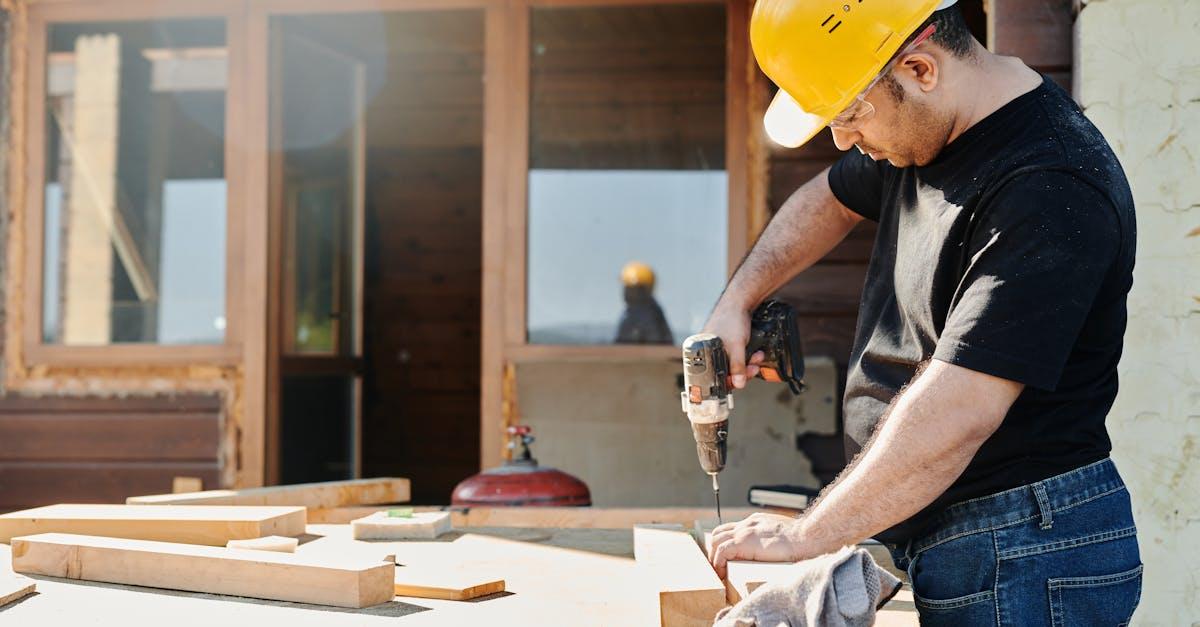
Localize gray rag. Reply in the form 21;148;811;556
713;546;902;627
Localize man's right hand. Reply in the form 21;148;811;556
702;302;765;389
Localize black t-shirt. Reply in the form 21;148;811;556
827;76;1137;542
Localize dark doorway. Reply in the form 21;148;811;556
271;10;484;502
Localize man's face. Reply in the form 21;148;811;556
830;70;953;168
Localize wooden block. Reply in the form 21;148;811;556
172;476;203;493
634;525;726;627
11;533;395;609
351;511;451;540
127;477;411;508
0;575;36;608
393;567;505;601
0;504;305;546
226;535;299;553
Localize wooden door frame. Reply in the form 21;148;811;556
245;0;503;486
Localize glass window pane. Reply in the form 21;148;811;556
526;4;727;346
42;19;227;345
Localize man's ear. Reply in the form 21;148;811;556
898;52;939;93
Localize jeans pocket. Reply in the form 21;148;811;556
910;531;998;626
1048;563;1143;627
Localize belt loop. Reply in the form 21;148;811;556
1032;482;1054;530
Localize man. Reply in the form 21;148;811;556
615;261;674;344
705;1;1142;624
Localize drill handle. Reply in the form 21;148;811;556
746;300;806;395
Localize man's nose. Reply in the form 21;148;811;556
831;127;860;151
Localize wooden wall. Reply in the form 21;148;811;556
0;395;222;512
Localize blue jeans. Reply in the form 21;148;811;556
888;458;1142;626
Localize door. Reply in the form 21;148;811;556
268;9;485;500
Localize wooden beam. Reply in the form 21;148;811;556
0;504;305;546
11;533;395;609
0;575;36;608
126;477;410;508
634;524;726;627
309;506;765;527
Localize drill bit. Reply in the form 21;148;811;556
712;473;722;524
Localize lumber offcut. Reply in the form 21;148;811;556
393;568;505;601
634;525;726;627
0;504;305;546
352;511;452;540
127;477;410;508
0;575;36;608
11;533;395;608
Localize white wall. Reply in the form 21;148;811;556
1076;1;1200;624
517;357;839;508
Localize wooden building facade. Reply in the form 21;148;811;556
0;0;1074;509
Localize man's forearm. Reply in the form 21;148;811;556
792;360;1022;556
719;168;862;311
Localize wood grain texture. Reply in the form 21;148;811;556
0;395;223;512
10;533;394;609
0;575;36;608
0;504;306;545
634;525;726;627
393;568;504;601
126;477;410;508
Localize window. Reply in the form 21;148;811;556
40;19;227;346
525;4;728;346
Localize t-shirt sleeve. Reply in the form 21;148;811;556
827;150;887;221
933;170;1123;391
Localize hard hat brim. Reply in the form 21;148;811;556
764;89;830;149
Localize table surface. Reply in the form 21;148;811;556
0;524;918;626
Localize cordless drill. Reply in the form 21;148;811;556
680;300;805;520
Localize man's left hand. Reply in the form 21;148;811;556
707;513;819;579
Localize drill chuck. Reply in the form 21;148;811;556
690;419;729;475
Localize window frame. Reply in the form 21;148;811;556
21;0;247;367
500;0;755;364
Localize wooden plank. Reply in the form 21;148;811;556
126;477;410;508
0;575;36;608
0;414;219;461
0;462;221;513
0;504;305;546
310;506;769;527
10;533;394;609
393;568;505;601
989;0;1074;70
634;524;726;627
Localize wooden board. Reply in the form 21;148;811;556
10;533;395;609
126;477;410;508
0;575;36;608
634;525;726;627
352;512;452;540
393;568;505;601
310;506;765;527
0;504;305;546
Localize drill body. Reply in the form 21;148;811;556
681;300;806;489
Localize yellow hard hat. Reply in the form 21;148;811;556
751;0;955;148
620;261;656;288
